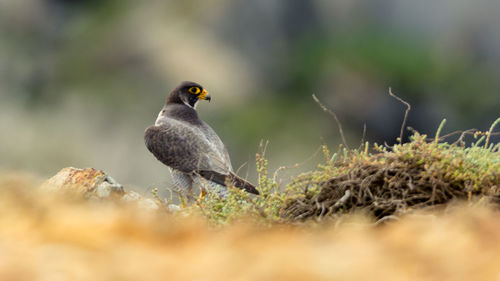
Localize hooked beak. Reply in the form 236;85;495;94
198;89;211;102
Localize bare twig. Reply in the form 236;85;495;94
447;130;500;146
235;162;248;175
388;88;411;144
440;129;476;142
312;94;349;149
456;130;477;146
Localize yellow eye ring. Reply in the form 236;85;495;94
188;87;201;95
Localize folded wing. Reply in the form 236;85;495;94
145;120;259;195
145;121;230;175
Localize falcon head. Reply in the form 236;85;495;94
167;81;211;108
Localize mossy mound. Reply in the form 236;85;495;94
282;132;500;221
180;119;500;225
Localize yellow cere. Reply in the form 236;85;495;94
198;89;209;100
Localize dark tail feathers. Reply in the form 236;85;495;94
198;170;259;195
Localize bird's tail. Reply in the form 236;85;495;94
198;170;259;195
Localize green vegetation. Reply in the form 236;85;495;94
180;118;500;225
192;149;288;226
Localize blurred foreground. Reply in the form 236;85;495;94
1;172;499;281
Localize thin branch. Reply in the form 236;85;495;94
388;88;411;144
439;129;476;142
312;94;349;149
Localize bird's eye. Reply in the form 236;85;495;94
188;87;201;95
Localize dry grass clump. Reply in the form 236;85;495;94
283;120;500;221
1;173;500;281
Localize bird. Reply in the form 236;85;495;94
144;81;259;200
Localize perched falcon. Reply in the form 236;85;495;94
145;81;259;199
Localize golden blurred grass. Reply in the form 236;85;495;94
1;172;500;281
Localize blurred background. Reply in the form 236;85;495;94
1;0;499;193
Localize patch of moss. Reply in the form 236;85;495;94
283;119;500;221
177;119;499;225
